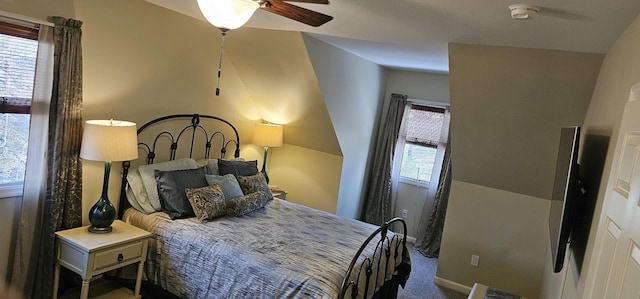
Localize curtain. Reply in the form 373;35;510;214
415;137;452;258
8;23;54;299
10;17;83;299
362;93;408;225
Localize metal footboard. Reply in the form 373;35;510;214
339;218;408;299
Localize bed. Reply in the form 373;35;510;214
116;114;410;299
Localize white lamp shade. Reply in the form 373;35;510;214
80;120;139;162
197;0;260;30
253;123;283;147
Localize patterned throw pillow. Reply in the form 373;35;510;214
236;173;273;197
226;191;272;217
185;184;227;222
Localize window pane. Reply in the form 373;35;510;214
406;107;444;147
0;113;29;184
0;33;38;99
0;31;37;186
399;144;437;181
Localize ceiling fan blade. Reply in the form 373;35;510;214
262;0;333;27
284;0;329;4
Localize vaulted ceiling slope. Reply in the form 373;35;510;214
224;27;341;156
146;0;640;73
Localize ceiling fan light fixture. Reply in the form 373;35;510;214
197;0;260;30
508;4;538;20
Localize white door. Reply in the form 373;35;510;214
588;84;640;299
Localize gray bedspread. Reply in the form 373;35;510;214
123;198;409;299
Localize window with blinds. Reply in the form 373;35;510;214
0;20;38;188
399;104;446;182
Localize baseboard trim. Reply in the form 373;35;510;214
405;236;416;243
433;276;472;295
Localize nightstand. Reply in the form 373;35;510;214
53;220;151;299
270;187;288;200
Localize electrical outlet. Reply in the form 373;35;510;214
401;209;408;218
471;254;480;267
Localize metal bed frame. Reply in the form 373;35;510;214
117;114;409;299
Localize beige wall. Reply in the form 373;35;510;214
441;43;603;298
0;0;74;22
448;43;603;200
541;14;640;299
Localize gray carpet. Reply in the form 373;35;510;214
397;243;468;299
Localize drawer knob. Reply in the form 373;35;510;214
117;253;124;262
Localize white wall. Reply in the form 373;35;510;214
303;34;388;219
540;13;640;299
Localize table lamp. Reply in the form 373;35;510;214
80;119;138;233
253;123;283;184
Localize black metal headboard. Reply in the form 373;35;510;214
118;114;241;218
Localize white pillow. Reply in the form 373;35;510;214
126;168;155;214
138;158;198;211
125;183;146;213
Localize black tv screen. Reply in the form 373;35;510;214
549;126;581;273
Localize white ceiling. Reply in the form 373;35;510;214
146;0;640;73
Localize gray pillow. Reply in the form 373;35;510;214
205;174;244;200
139;158;198;211
155;167;208;219
218;159;258;177
226;191;272;217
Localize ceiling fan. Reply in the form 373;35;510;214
197;0;333;31
198;0;333;96
259;0;333;27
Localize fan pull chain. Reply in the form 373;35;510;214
216;31;226;96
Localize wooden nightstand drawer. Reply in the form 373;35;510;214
93;240;144;271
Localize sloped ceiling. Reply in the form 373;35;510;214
224;27;341;156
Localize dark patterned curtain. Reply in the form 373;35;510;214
33;16;84;299
415;140;452;257
362;93;408;225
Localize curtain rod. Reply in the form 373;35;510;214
0;10;54;27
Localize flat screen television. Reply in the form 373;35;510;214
549;126;582;273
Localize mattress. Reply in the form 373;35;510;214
123;198;410;299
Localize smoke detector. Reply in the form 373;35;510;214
509;4;538;20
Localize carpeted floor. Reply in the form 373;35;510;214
397;243;468;299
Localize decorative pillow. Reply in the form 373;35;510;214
237;173;273;198
226;191;272;217
126;168;155;214
155;167;208;219
139;158;198;211
205;174;244;200
218;159;258;177
185;184;226;222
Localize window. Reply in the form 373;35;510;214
0;20;39;196
398;104;446;182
